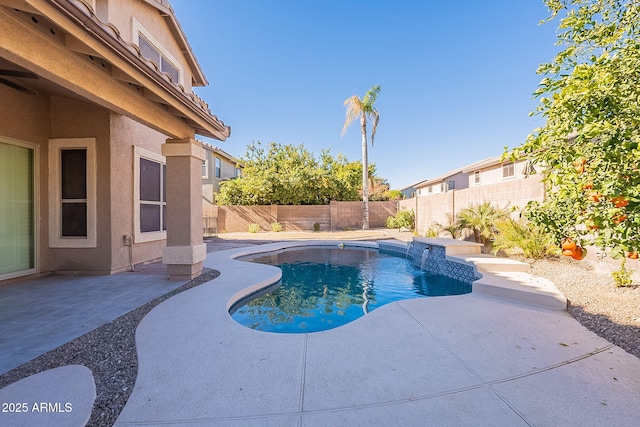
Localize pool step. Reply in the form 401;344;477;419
458;254;531;273
472;271;568;310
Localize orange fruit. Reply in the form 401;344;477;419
561;238;577;251
613;214;628;225
562;248;575;256
571;246;587;260
588;191;602;203
612;197;629;208
628;252;639;260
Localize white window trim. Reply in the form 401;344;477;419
133;146;166;244
202;159;209;179
502;162;516;180
474;170;481;185
0;136;39;280
48;138;97;248
132;18;184;86
214;157;221;179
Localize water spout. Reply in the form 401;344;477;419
405;241;414;259
420;246;431;271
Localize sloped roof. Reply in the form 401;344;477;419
201;142;242;166
411;156;500;189
144;0;207;86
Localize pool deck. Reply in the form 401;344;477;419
2;237;640;426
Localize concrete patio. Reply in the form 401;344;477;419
1;234;639;426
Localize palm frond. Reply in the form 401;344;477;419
362;85;381;107
370;110;379;146
341;95;362;136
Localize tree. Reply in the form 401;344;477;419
513;0;640;260
216;142;388;205
341;85;381;230
457;202;509;248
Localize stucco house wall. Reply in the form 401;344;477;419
467;159;532;187
201;144;241;218
0;0;229;282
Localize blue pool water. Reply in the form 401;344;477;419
230;247;471;333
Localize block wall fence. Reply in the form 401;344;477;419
205;201;397;233
399;175;545;236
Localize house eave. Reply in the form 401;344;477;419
28;0;229;140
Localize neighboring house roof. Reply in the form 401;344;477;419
412;156;498;189
460;155;505;173
201;142;242;167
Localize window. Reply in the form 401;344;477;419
428;186;433;193
133;20;183;85
60;149;87;237
474;171;481;185
202;159;209;179
0;138;36;279
215;157;221;178
139;158;166;233
138;34;180;83
440;182;446;192
448;180;456;190
134;147;166;243
235;167;242;178
502;162;515;179
48;138;96;248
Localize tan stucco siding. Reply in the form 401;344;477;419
107;0;193;90
0;7;196;139
48;96;113;273
0;85;51;273
109;113;167;269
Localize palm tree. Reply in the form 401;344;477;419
341;85;381;230
458;202;510;250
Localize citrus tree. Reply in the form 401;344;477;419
216;142;390;206
514;0;640;260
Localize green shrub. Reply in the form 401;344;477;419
612;259;634;287
493;218;558;259
424;226;439;237
248;223;260;233
386;208;415;230
270;222;282;232
313;222;320;232
385;215;397;229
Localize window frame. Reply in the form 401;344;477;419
502;162;516;179
48;138;97;248
202;159;209;179
133;19;184;86
214;157;221;179
474;171;481;185
0;136;39;280
133;146;167;243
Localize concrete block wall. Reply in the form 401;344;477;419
210;201;397;233
399;175;544;236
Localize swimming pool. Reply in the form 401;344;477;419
230;246;471;333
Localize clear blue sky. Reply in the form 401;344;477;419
170;0;559;189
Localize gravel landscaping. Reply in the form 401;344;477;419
527;256;640;359
0;252;638;426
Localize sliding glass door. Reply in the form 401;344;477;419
0;140;35;278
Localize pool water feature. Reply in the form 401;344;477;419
230;247;471;333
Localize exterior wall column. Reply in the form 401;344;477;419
161;138;206;280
